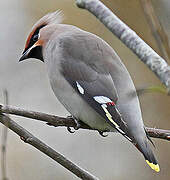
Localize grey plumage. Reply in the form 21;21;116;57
19;11;160;172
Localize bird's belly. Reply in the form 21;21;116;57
50;77;114;132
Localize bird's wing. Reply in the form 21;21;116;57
60;43;130;139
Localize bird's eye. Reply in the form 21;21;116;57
32;34;39;42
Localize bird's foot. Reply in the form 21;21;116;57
98;130;108;137
67;126;76;133
67;115;81;133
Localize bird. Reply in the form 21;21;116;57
19;11;160;172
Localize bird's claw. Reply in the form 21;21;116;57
98;130;108;137
67;126;75;133
67;115;81;133
74;119;81;130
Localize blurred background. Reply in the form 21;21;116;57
0;0;170;179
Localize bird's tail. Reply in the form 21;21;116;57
135;137;160;172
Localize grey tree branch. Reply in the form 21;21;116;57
0;114;99;180
75;0;170;90
1;90;9;180
1;104;170;141
140;0;170;62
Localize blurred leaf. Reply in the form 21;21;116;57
137;85;168;96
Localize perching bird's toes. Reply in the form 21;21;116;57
98;130;108;137
74;119;81;130
67;115;81;130
67;115;81;133
67;126;75;133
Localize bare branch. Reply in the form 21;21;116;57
0;104;170;141
0;114;99;180
146;127;170;141
75;0;170;90
0;105;91;130
1;90;9;180
140;0;170;62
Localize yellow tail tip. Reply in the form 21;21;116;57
146;160;160;172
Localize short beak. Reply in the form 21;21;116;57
19;48;31;62
19;40;44;62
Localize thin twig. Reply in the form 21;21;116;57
0;104;91;130
0;104;170;141
136;85;167;95
0;114;99;180
1;90;9;180
140;0;170;62
75;0;170;90
146;127;170;141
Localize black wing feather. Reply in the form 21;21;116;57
60;36;130;139
65;76;129;137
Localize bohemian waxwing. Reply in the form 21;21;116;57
19;11;160;172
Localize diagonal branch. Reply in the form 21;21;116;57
1;90;9;180
75;0;170;90
0;114;99;180
0;104;170;141
140;0;170;62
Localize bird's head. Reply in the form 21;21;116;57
19;10;63;62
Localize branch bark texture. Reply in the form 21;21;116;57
1;105;170;141
76;0;170;90
0;114;99;180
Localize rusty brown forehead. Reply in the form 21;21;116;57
24;24;47;51
25;29;35;50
